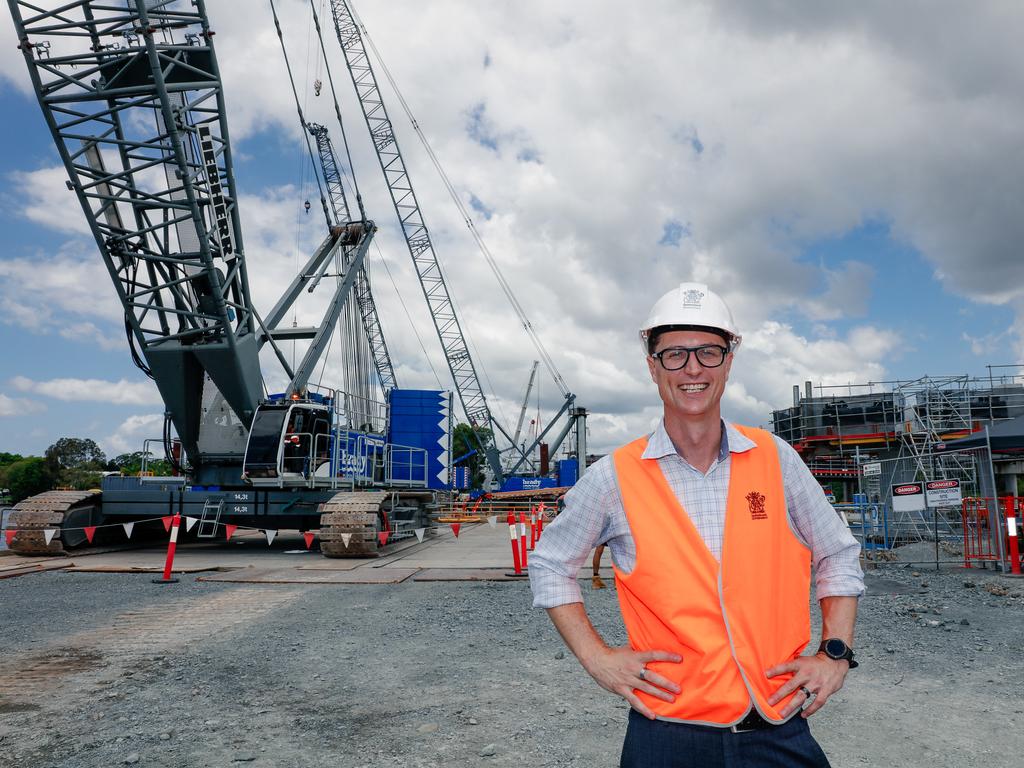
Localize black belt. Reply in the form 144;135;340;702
728;709;775;733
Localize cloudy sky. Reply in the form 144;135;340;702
0;0;1021;462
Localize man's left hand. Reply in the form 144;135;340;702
765;654;849;718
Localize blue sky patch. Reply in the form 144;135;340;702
659;220;691;247
465;102;499;151
469;193;493;220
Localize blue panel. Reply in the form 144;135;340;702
500;476;558;492
389;404;447;416
557;459;579;487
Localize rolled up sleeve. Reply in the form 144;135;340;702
775;436;865;599
529;455;618;608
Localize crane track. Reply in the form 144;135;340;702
318;490;390;557
6;491;103;556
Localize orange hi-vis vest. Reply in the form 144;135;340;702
612;424;811;726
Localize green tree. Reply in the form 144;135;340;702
45;437;106;471
3;458;55;504
110;451;172;476
452;423;492;489
0;452;24;467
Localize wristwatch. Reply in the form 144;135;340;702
817;638;859;669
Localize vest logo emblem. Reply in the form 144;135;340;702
746;491;767;520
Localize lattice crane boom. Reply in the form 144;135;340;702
9;0;263;462
327;0;504;480
308;122;397;392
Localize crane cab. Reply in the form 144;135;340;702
242;401;333;485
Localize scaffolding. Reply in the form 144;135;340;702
771;367;1024;544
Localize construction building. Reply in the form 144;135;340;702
771;368;1024;506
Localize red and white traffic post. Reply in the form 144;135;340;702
507;512;523;576
518;511;529;569
153;513;181;584
1004;497;1022;576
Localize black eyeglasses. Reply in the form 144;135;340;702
651;344;729;370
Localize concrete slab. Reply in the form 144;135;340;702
412;568;524;582
295;560;371;571
377;522;518;569
65;564;227;574
0;562;69;580
197;567;418;584
0;556;69;573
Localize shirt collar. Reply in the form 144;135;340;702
641;418;756;461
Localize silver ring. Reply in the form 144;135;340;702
800;686;814;698
638;668;647;682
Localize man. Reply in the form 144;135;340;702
529;283;863;767
591;543;607;589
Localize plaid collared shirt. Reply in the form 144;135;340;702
529;419;864;608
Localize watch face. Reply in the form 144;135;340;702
824;639;848;658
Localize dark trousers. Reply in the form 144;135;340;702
620;709;831;768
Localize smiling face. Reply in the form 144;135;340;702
646;329;733;426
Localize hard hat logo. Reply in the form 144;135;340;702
681;288;704;308
639;282;742;355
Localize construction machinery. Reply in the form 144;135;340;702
5;0;584;556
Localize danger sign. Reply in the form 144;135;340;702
891;482;925;512
925;479;962;507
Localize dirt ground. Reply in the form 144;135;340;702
1;544;1022;768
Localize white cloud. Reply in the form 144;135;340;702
102;413;165;457
10;376;162;406
0;10;30;95
2;0;1021;456
0;393;45;417
8;167;91;236
804;261;876;322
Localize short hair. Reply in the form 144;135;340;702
647;325;732;356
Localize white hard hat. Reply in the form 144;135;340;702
639;282;742;354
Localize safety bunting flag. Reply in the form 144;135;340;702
2;515;518;551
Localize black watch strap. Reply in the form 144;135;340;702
817;638;859;669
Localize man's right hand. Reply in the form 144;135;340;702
583;646;683;719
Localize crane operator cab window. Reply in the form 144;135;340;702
243;402;333;484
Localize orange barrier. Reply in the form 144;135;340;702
518;512;529;569
153;513;181;585
507;512;523;575
962;496;1024;573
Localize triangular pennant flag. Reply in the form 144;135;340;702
225;524;238;541
341;532;352;548
265;529;277;545
414;527;426;543
377;531;390;547
161;516;173;533
84;526;97;544
303;532;315;549
487;515;497;528
4;529;15;547
44;528;58;545
121;522;134;540
450;523;461;538
184;516;198;532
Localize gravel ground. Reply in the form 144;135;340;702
1;548;1022;767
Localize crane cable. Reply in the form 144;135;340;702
372;240;444;389
268;0;332;231
308;0;366;222
348;6;571;399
